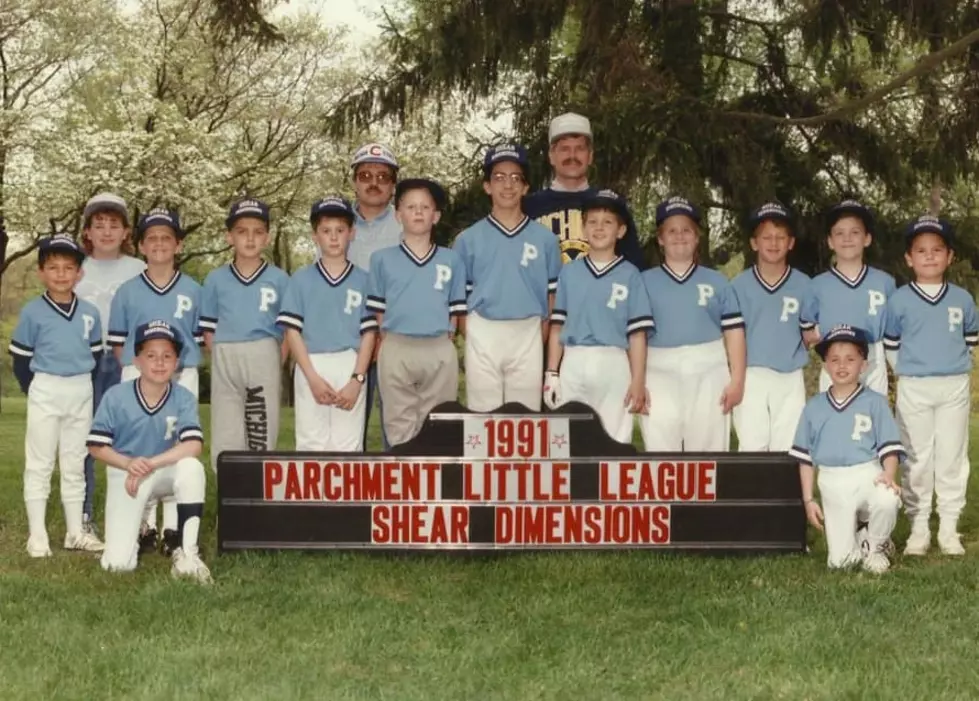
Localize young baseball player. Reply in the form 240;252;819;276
883;215;977;556
87;321;210;582
108;207;202;555
454;144;562;411
200;199;288;471
366;178;466;446
543;190;652;442
639;196;746;452
791;325;904;573
9;235;106;556
75;192;145;535
278;196;378;451
803;199;895;395
731;202;813;452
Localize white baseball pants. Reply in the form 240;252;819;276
816;461;900;569
24;373;93;544
465;312;543;412
641;340;731;452
294;349;367;452
733;367;806;452
101;457;206;572
560;346;633;443
820;341;887;396
895;374;971;529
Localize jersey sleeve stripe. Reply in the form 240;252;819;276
449;300;467;316
965;332;979;346
627;316;655;334
86;431;114;446
198;317;218;331
366;296;386;312
8;341;33;357
878;441;904;459
276;313;304;331
788;446;811;464
89;340;103;349
550;309;567;324
799;320;816;330
107;331;128;346
360;317;379;333
465;281;474;293
547;279;558;293
721;314;746;330
882;335;901;351
179;427;205;442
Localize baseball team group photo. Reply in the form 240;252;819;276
3;1;979;699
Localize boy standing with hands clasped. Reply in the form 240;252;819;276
883;215;977;555
791;325;904;574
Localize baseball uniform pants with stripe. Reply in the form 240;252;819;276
559;345;632;444
465;312;543;412
733;367;806;452
295;349;367;451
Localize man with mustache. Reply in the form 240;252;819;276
522;113;646;269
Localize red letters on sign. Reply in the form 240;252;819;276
371;506;470;545
599;462;717;502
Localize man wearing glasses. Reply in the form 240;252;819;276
522;113;646;270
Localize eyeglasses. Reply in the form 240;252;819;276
490;173;525;185
355;170;395;185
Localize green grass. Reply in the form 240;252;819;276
2;399;979;700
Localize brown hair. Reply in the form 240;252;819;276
656;218;702;264
81;210;136;256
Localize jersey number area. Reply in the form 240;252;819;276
217;403;806;553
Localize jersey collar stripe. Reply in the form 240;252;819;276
751;265;791;293
487;214;530;237
140;271;181;296
230;261;268;285
584;255;624;278
316;260;353;287
826;384;864;412
661;262;697;284
399;242;437;267
909;281;948;305
42;292;77;320
830;265;867;289
134;380;172;415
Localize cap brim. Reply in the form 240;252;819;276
40;245;84;263
395;179;447;210
582;197;629;221
135;335;183;356
352;158;399;169
84;204;130;227
225;212;269;230
137;221;184;240
814;337;868;361
750;213;793;232
484;156;529;173
829;206;874;233
311;207;354;223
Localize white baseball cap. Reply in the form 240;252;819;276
350;142;400;170
548;112;592;144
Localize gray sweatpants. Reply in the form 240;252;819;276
210;338;281;472
377;333;458;446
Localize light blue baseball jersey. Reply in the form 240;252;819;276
107;271;203;368
453;215;562;320
366;243;467;337
803;266;895;342
642;264;744;347
731;266;812;372
883;282;979;377
277;260;378;353
551;256;654;349
199;261;289;343
87;380;203;457
9;294;102;375
789;386;904;468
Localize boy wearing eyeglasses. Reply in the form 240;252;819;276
453;144;562;411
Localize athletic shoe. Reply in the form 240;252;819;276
138;525;159;555
26;537;52;558
64;531;105;552
161;529;180;557
82;514;100;539
904;528;931;556
938;529;965;556
856;524;870;557
862;550;890;574
170;548;212;584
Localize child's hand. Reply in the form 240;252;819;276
308;374;337;405
874;472;902;497
124;458;153;497
804;500;824;531
802;328;820;349
335;379;362;411
624;381;649;415
719;381;744;414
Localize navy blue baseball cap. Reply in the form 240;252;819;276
814;324;869;361
828;198;875;235
134;319;183;355
483;144;530;176
395;178;447;211
655;196;701;227
226;198;270;229
905;214;954;249
310;196;355;226
38;234;85;265
582;188;631;223
136;208;184;241
748;201;793;234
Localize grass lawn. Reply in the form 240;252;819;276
2;398;979;700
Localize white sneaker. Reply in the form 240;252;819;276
904;529;931;556
64;531;105;552
856;525;870;557
26;537;52;558
862;551;890;574
171;547;213;584
938;529;965;556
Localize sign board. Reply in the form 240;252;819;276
217;402;807;554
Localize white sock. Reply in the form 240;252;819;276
182;516;201;556
25;499;48;543
163;500;179;531
63;500;83;537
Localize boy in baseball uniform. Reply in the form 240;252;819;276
108;208;202;555
883;215;977;555
278;196;378;451
543;190;652;442
791;325;904;573
366;178;466;446
731;202;813;451
9;235;105;556
803;199;895;395
454;144;562;411
200;199;289;471
88;321;210;583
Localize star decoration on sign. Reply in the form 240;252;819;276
551;434;568;449
466;434;483;449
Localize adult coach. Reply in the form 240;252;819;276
522;113;646;269
346;142;402;450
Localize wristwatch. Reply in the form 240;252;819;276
351;373;366;384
